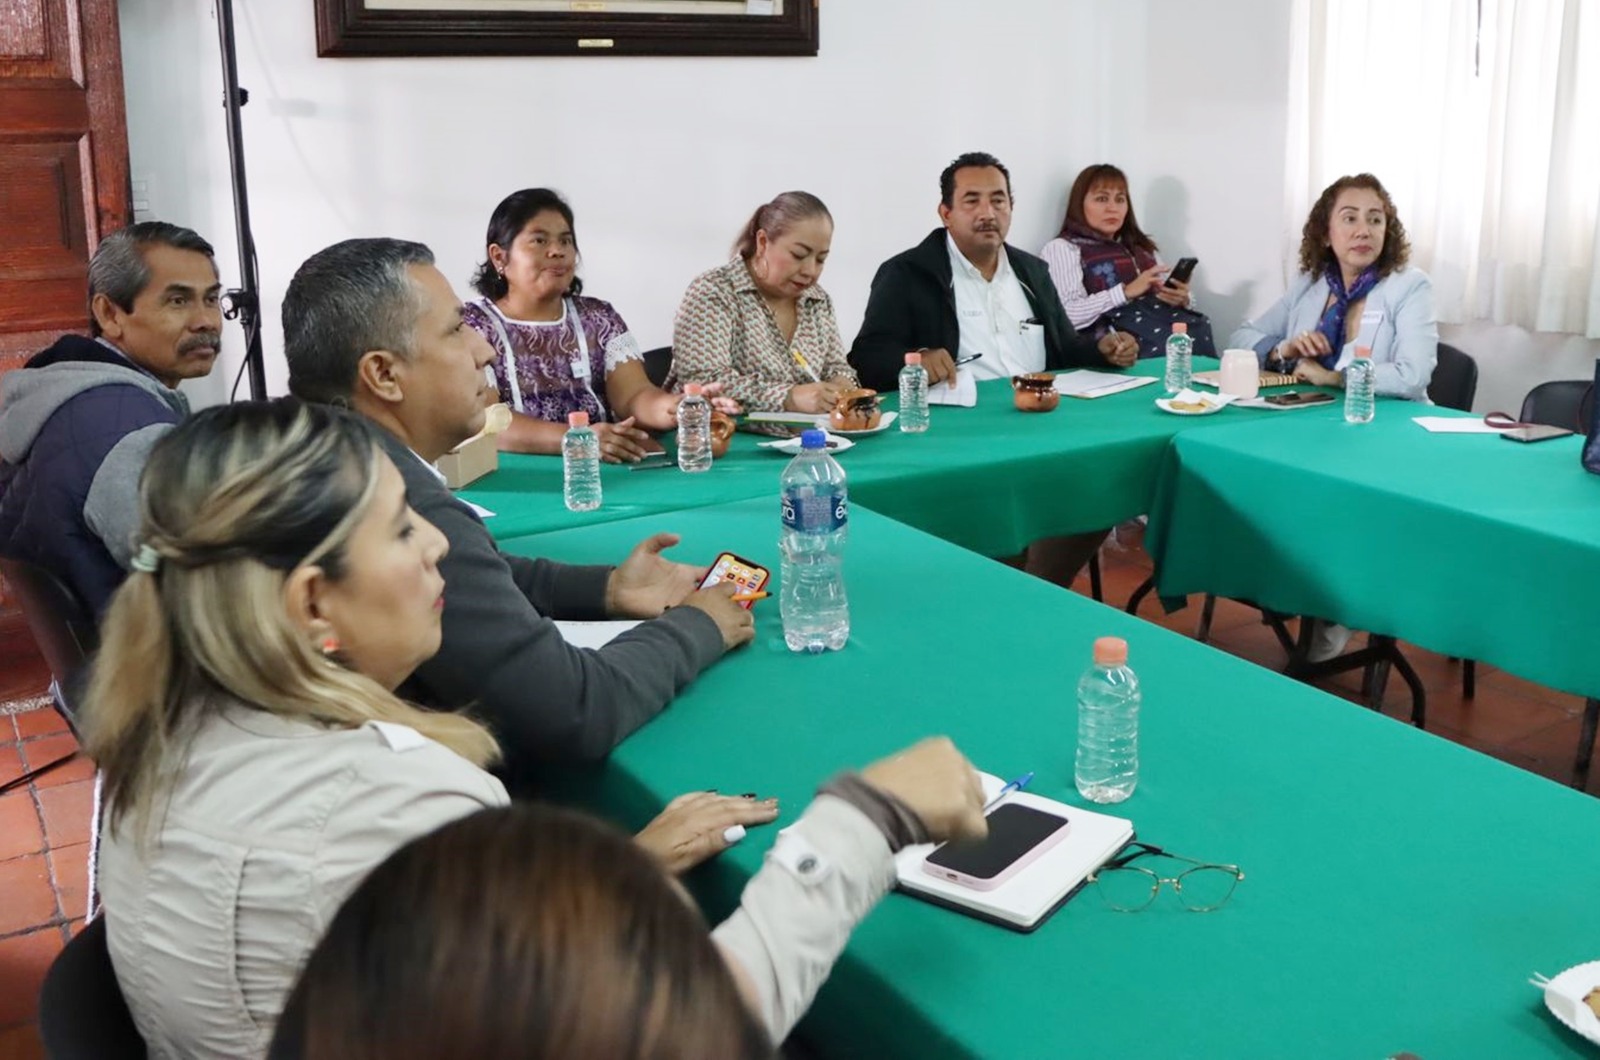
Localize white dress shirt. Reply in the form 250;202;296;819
945;234;1047;380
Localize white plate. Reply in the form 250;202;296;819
757;433;856;456
1543;961;1600;1045
829;411;898;436
1155;396;1225;416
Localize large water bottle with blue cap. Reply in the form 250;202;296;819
780;429;849;653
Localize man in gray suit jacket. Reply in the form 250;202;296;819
283;238;753;780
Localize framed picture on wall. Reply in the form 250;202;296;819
314;0;819;57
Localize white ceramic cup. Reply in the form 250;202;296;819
1219;348;1260;399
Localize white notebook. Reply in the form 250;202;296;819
894;773;1134;932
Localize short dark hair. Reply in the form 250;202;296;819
940;151;1012;208
1297;173;1411;278
470;188;583;300
270;805;772;1060
87;222;216;337
283;238;435;405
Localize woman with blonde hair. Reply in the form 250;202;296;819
89;400;985;1056
671;191;858;413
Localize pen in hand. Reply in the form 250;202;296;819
954;353;983;367
983;770;1035;813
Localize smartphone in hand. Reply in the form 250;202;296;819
698;552;771;609
1165;257;1198;287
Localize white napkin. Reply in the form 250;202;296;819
1412;416;1508;434
1165;388;1236;410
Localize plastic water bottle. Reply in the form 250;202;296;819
562;411;602;512
1075;636;1140;804
677;383;713;472
780;429;849;653
1163;322;1193;392
898;352;929;433
1344;345;1375;424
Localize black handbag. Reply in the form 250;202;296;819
1582;359;1600;474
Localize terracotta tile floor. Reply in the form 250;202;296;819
0;538;1595;1053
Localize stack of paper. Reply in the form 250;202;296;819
1053;370;1159;399
928;371;978;407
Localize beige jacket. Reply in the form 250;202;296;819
96;701;507;1060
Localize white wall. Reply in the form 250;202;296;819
119;0;1594;413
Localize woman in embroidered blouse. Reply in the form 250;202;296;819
466;188;736;463
1040;163;1213;359
671;191;858;414
1230;172;1436;401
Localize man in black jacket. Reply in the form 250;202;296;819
849;152;1138;586
283;238;756;782
849;151;1136;392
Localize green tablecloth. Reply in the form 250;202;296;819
467;359;1338;555
1146;405;1600;700
505;497;1600;1058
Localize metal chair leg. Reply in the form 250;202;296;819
1575;698;1600;790
1088;554;1104;603
1124;574;1158;615
1463;659;1476;699
1195;594;1218;643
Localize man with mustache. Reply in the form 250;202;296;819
0;222;222;615
849;152;1138;587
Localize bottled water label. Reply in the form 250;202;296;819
781;489;847;533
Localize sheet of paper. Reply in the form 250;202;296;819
463;500;496;519
1411;416;1508;434
554;619;643;650
1053;370;1160;398
928;370;978;407
745;410;826;427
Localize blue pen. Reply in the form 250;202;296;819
983;771;1035;812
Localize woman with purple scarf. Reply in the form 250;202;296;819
1040;163;1216;360
1231;173;1437;402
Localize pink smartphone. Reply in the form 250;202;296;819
922;803;1071;891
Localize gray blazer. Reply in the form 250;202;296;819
97;701;508;1059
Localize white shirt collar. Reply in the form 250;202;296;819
946;232;1012;284
411;447;448;484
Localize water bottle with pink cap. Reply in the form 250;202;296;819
1075;636;1141;803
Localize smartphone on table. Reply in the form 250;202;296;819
922;803;1072;891
697;552;771;610
1165;257;1198;287
1263;390;1336;407
1502;424;1574;443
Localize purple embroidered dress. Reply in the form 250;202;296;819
463;295;643;424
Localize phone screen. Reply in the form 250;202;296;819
698;552;770;608
924;804;1070;881
1264;391;1335;406
1503;424;1574;443
1166;257;1198;286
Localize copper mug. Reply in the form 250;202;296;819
1011;373;1060;412
829;389;883;431
709;411;736;458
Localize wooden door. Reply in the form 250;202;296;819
0;0;130;373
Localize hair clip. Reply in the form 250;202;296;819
131;543;162;574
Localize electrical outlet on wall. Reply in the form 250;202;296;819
131;177;153;222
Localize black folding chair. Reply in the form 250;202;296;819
38;918;146;1059
0;557;97;794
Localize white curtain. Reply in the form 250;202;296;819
1287;0;1600;337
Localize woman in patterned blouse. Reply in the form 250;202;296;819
466;188;736;463
671;192;858;413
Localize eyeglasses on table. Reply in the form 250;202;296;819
1088;842;1244;912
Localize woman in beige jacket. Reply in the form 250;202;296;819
86;399;984;1058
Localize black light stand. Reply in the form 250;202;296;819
216;0;268;400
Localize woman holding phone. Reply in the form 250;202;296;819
87;400;984;1057
1040;163;1215;359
